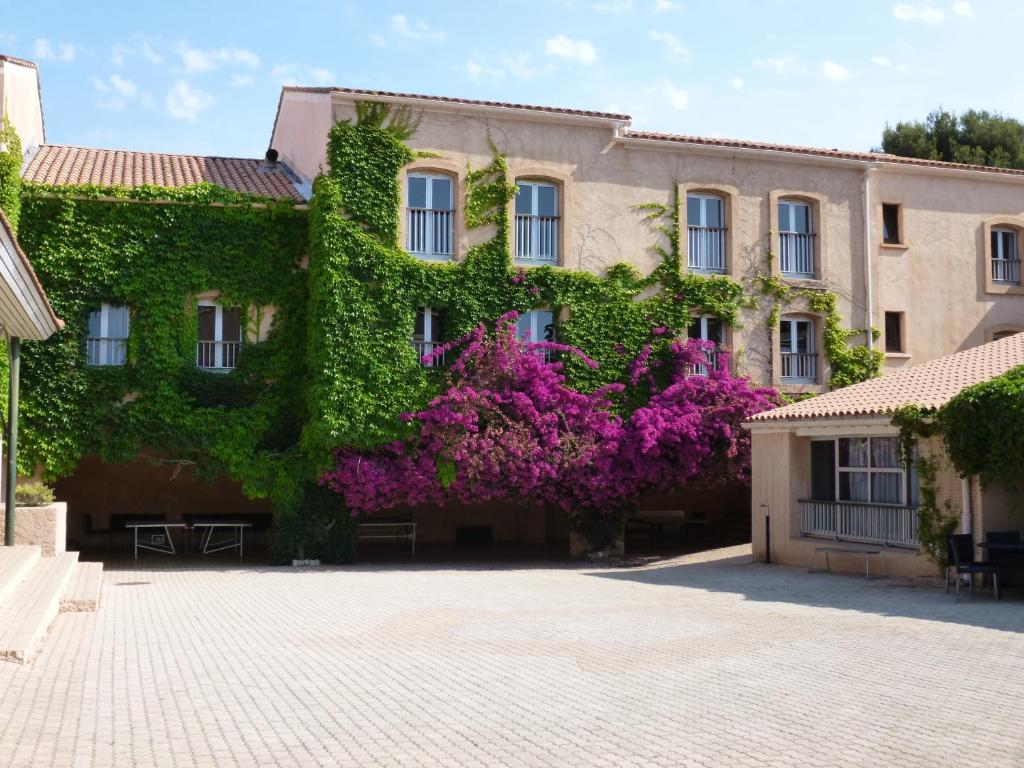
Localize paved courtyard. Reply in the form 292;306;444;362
1;544;1023;767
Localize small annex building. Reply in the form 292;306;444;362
745;332;1024;577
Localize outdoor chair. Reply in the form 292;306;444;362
946;534;1000;602
83;514;113;550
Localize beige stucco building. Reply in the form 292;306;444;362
272;86;1024;398
747;334;1024;578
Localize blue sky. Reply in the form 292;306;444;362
0;1;1014;158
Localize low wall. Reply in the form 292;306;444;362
0;501;67;556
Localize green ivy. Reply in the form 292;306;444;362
0;116;22;232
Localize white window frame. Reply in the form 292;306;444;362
85;303;130;366
412;306;443;367
196;301;242;371
778;199;815;277
514;181;560;264
813;436;910;507
686;194;726;273
779;316;816;383
991;227;1020;284
406;172;454;260
688;314;723;344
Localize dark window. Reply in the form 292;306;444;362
810;441;836;501
882;204;901;245
884;312;903;353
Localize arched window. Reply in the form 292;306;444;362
516;308;556;362
779;315;816;383
406;172;454;260
778;199;815;277
991;227;1020;285
197;301;242;370
86;303;129;366
686;194;726;273
687;314;724;373
514;181;559;265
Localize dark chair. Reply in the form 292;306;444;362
83;514;112;550
946;534;1000;601
986;530;1023;586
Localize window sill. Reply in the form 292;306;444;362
884;351;911;359
880;242;909;251
514;259;560;268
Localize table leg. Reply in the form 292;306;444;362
134;527;138;560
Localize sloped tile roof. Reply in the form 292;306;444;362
22;145;304;201
282;85;631;121
751;333;1024;422
624;130;1024;177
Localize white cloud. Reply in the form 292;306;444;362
653;0;681;11
870;54;909;71
892;4;946;23
755;53;801;75
175;43;260;73
544;35;598;64
165;79;213;122
648;30;689;60
952;1;974;18
821;60;851;82
271;63;336;86
593;0;633;12
730;76;744;89
390;14;447;42
309;68;334;85
369;34;387;48
111;40;162;67
93;74;141;110
33;38;76;62
464;53;541;82
228;74;255;87
653;78;688;111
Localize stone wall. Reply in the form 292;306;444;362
0;501;67;556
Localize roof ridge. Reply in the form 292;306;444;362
35;144;267;164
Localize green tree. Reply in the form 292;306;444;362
880;108;1024;169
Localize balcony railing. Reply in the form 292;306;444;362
407;208;453;259
687;347;725;376
85;337;127;366
992;257;1021;285
799;499;920;549
514;214;559;264
779;232;815;276
196;340;240;370
412;340;445;368
781;352;816;382
687;226;726;273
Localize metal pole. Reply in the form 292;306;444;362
4;336;19;546
760;503;771;564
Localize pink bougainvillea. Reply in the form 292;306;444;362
321;314;779;528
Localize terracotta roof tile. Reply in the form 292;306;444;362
623;130;1024;177
22;145;304;201
751;333;1024;422
283;85;631;121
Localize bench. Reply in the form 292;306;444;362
357;520;416;554
809;546;888;580
627;510;707;542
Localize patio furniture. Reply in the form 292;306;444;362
946;534;1000;601
808;546;887;579
979;532;1024;588
83;514;112;550
192;521;251;558
125;521;188;560
357;519;416;554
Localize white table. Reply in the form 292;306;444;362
194;522;251;557
357;522;416;554
125;522;187;559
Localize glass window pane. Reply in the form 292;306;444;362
870;437;899;468
537;310;555;342
430;177;452;210
908;454;921;507
687;195;702;226
429;309;442;342
515;183;533;215
222;307;242;341
992;230;1001;259
197;305;216;342
882;204;900;244
536;184;557;217
706;317;723;345
839;471;869;502
779;320;792;351
1006;231;1019;261
793;203;810;233
687;317;701;340
87;309;102;337
704;198;722;228
408;175;427;208
778;202;791;232
414;306;425;340
516;312;532;340
839;437;869;468
107;305;129;339
795;320;811;353
871;472;901;504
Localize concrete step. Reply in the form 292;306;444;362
61;561;103;612
0;545;42;605
0;551;78;663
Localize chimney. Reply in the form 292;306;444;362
0;55;44;150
